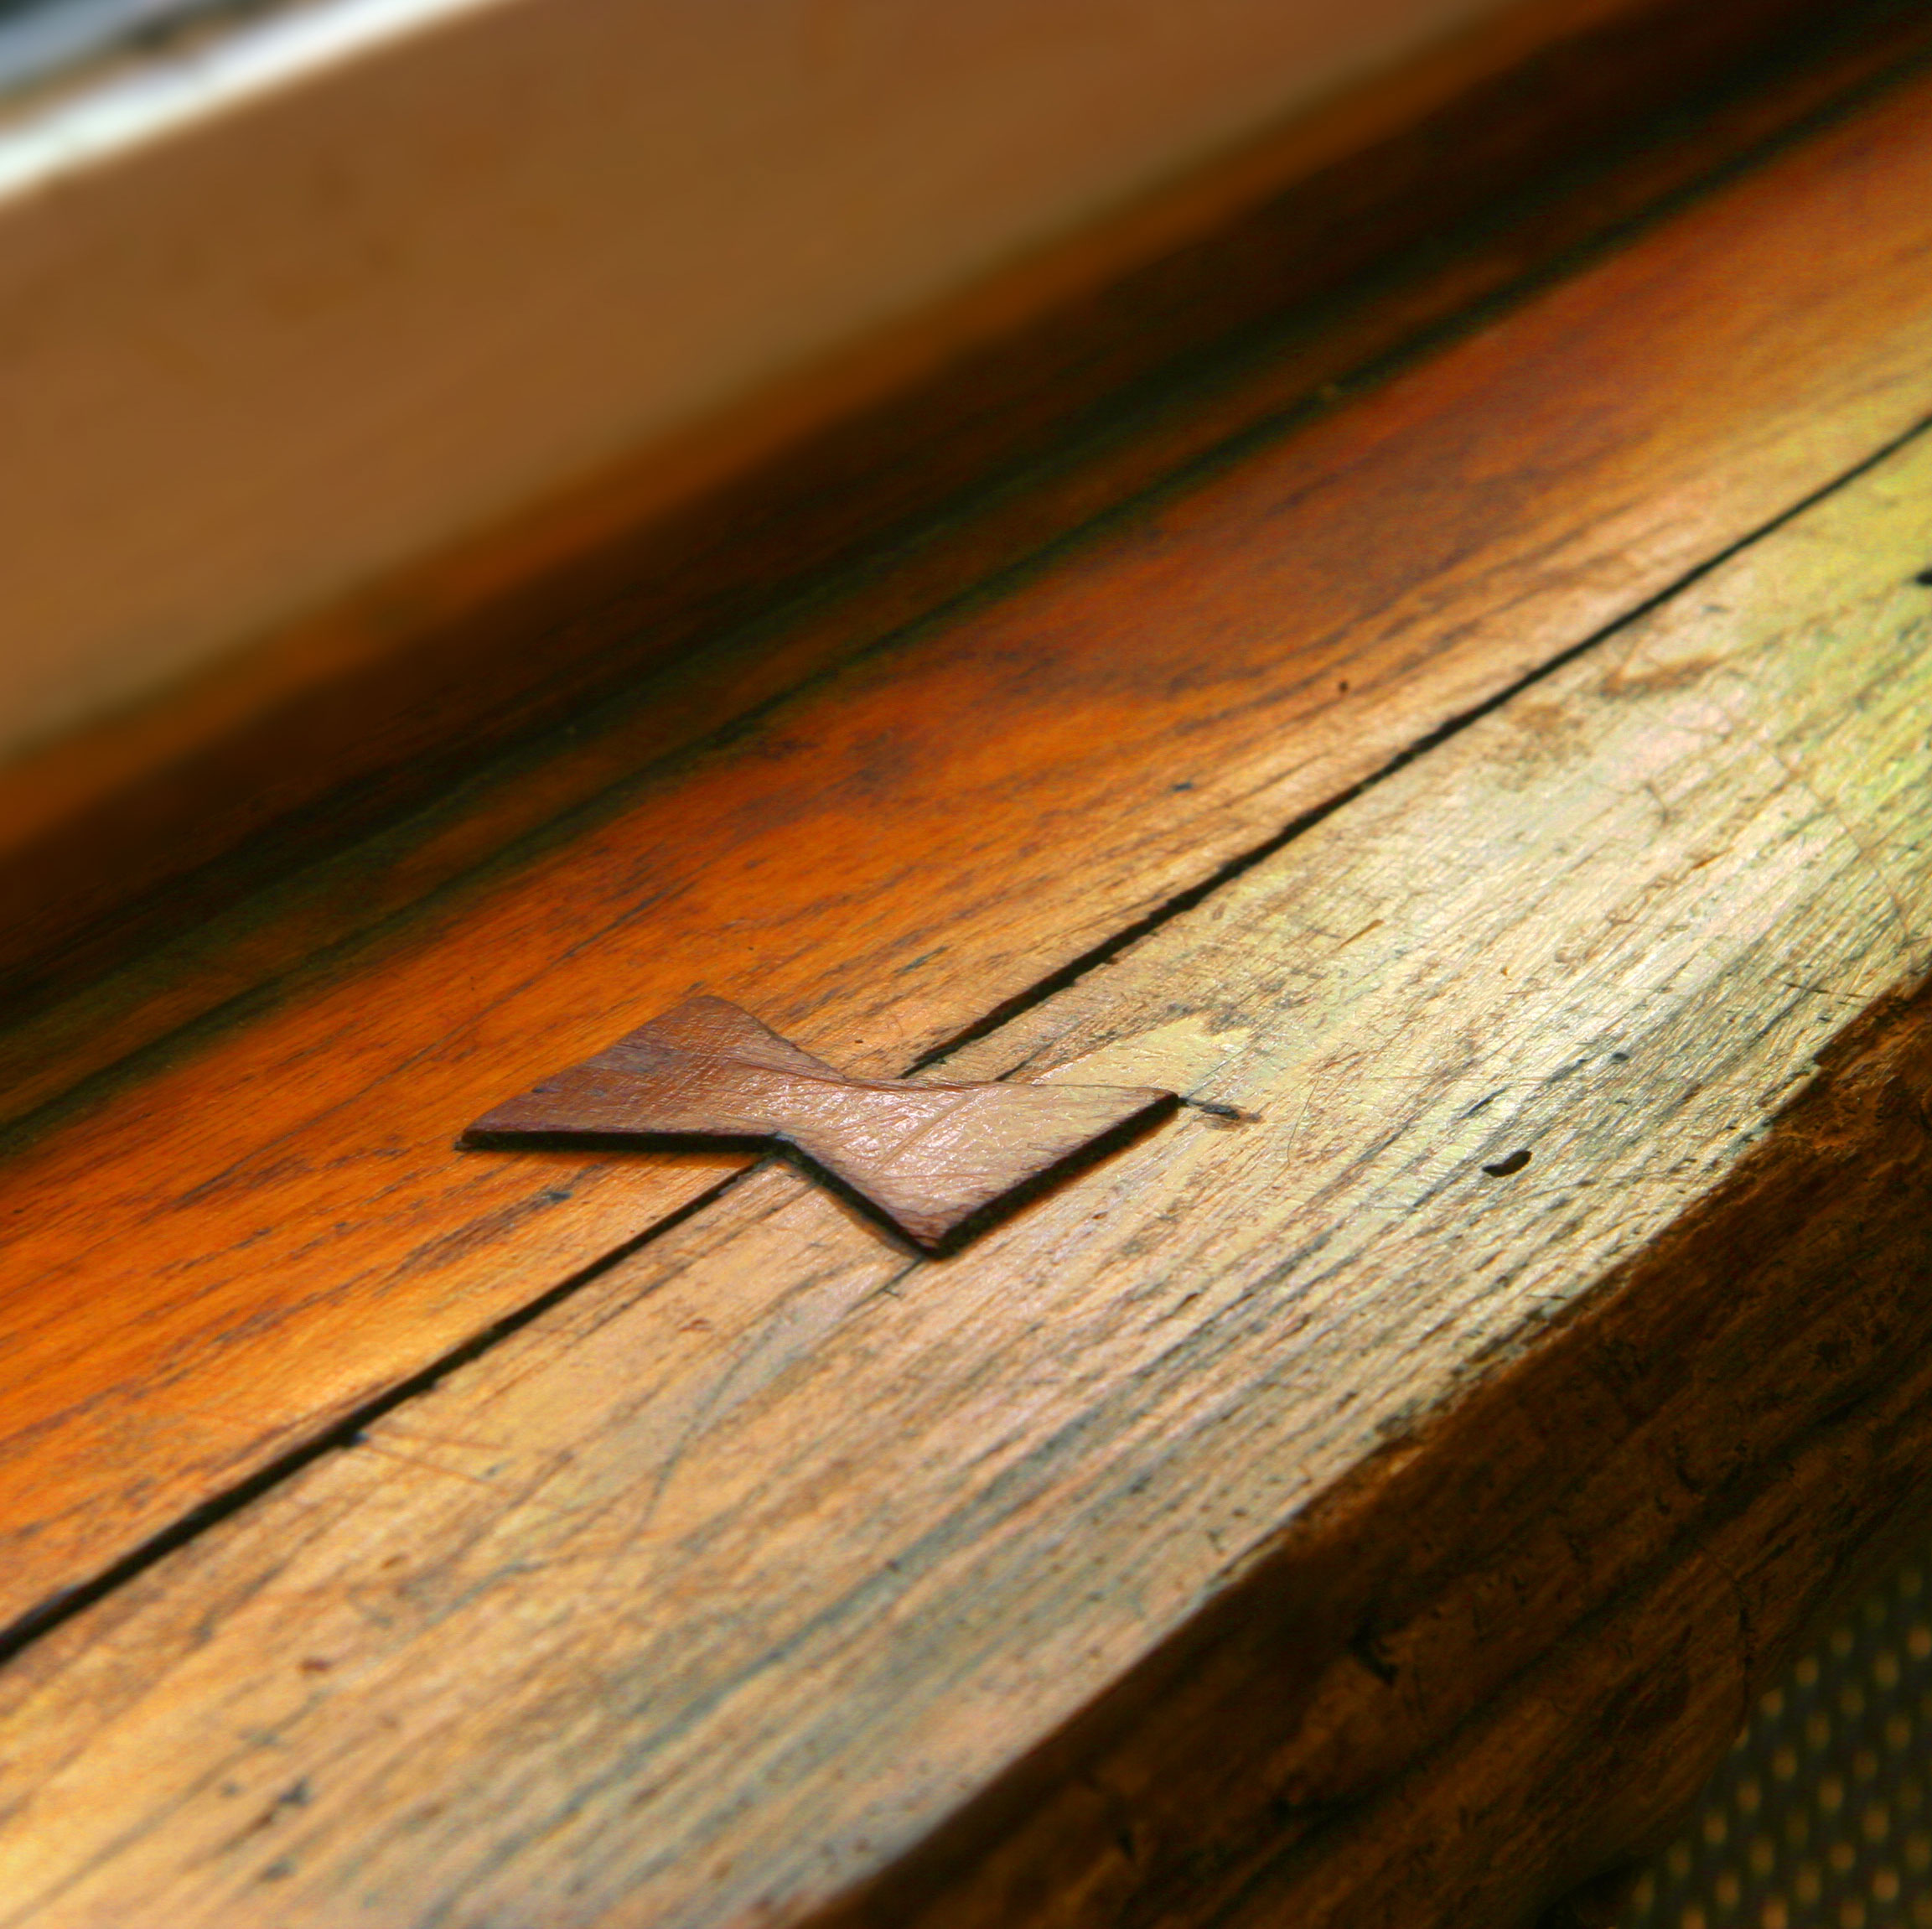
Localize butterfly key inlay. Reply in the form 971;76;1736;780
461;996;1177;1251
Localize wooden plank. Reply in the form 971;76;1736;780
3;412;1928;1929
4;61;1932;1649
0;0;1904;1020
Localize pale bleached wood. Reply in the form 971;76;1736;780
3;417;1929;1929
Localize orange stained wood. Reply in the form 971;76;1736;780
5;64;1932;1639
12;0;1929;1144
4;423;1930;1929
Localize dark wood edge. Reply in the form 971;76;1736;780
0;0;1896;1024
820;982;1932;1929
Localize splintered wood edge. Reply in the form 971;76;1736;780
840;985;1932;1929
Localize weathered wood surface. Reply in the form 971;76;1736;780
4;59;1932;1646
2;407;1929;1929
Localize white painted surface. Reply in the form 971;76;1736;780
0;0;1506;765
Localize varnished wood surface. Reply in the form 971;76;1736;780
4;57;1932;1652
0;0;1907;1023
3;422;1928;1929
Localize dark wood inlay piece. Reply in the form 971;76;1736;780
461;996;1176;1251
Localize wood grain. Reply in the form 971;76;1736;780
0;0;1904;1022
3;410;1928;1929
4;57;1932;1650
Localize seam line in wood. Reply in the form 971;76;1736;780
940;21;1932;660
0;1164;763;1670
909;402;1932;1077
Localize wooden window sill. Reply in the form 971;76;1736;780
3;11;1932;1926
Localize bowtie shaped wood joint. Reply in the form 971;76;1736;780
461;997;1177;1252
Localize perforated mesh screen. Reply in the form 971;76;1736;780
1617;1558;1932;1929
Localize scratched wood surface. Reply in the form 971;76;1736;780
3;410;1929;1929
3;59;1932;1652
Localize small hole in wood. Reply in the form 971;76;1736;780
1349;1622;1399;1686
1183;1097;1247;1120
1482;1148;1532;1177
1914;567;1932;587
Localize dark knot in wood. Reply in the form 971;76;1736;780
460;996;1176;1252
